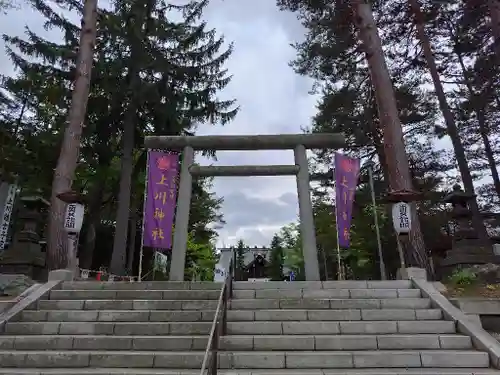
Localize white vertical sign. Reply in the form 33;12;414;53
63;203;85;233
0;184;18;250
392;202;412;234
214;262;226;282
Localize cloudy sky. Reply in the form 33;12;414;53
0;0;318;248
196;0;318;247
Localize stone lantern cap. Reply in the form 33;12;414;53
20;196;50;211
443;184;475;205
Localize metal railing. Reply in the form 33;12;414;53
199;263;233;375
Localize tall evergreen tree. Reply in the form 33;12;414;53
277;0;437;271
235;239;247;272
109;0;238;274
47;0;98;270
1;0;235;276
267;234;284;281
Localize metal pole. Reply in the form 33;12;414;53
152;251;157;281
367;165;387;280
333;182;343;281
67;233;78;274
396;234;406;271
322;248;328;281
334;205;342;281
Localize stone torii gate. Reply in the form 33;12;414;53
145;133;345;281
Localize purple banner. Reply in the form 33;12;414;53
334;153;360;248
143;151;179;250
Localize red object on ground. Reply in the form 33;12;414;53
96;272;102;281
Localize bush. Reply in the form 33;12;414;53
448;268;477;286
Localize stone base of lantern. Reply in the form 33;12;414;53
0;240;46;282
437;242;500;279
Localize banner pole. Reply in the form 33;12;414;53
138;150;151;282
334;197;342;281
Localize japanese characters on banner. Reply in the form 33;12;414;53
334;153;361;248
143;151;179;250
63;203;85;233
0;184;18;250
392;202;412;235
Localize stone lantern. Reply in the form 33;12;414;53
438;184;500;277
0;196;49;280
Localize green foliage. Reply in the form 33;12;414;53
448;268;478;286
267;234;284;281
0;0;235;276
235;239;247;271
185;232;216;281
275;0;498;276
276;223;305;281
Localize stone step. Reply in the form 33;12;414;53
17;310;217;322
4;321;213;335
16;308;443;322
233;289;421;299
0;333;471;351
0;350;489;368
0;335;209;350
219;334;471;350
49;290;221;300
0;370;500;375
226;320;455;335
233;280;413;290
226;309;442;321
1;370;500;375
229;298;431;310
0;350;218;368
59;281;223;290
32;300;219;311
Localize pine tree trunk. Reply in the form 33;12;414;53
109;1;153;275
46;0;98;270
127;203;138;273
110;97;137;275
488;0;500;62
477;109;500;200
351;0;431;273
409;0;489;242
79;177;106;269
454;49;500;202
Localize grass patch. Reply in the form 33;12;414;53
443;268;500;298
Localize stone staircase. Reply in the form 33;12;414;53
221;279;500;374
0;280;222;374
0;279;498;374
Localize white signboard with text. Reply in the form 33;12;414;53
0;184;17;250
392;202;412;235
214;263;226;282
63;203;85;233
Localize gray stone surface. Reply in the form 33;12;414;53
412;278;500;369
397;267;428;281
451;298;500;315
0;274;35;297
0;279;495;374
0;370;500;375
48;270;73;282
